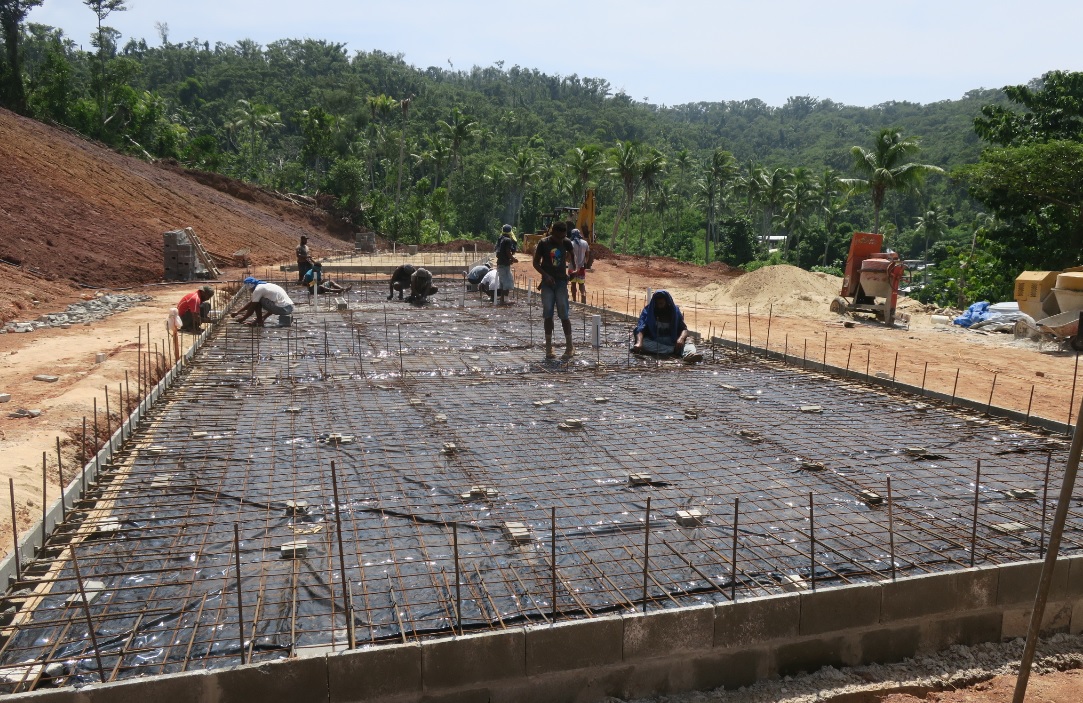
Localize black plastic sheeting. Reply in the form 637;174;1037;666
0;282;1074;689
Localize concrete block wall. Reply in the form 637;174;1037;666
15;556;1083;703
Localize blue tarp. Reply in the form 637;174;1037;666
953;301;990;328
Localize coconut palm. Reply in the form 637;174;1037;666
505;148;544;228
842;128;945;234
607;140;642;251
566;145;605;204
437;106;480;201
914;205;946;285
637;148;667;253
227;99;283;180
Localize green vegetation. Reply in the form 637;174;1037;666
2;13;1082;306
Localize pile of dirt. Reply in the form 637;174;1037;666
693;264;842;317
0;108;351;291
590;242;617;260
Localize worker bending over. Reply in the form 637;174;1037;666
478;267;499;300
387;264;416;301
465;262;492;292
532;221;574;360
177;285;214;333
631;290;703;363
231;277;295;327
406;267;438;304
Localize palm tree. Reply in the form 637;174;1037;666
817;169;847;267
913;206;946;285
227;99;283;180
704;150;737;260
566;145;605;204
637;148;667;253
607;140;642;251
505;148;544;228
437;106;480;202
395;96;412;215
842;128;945;235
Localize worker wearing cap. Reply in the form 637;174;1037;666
177;285;214;333
631;290;703;363
231;277;295;327
494;224;518;305
303;262;351;295
567;228;589;303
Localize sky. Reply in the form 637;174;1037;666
26;0;1083;108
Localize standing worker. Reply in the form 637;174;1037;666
176;285;214;333
231;277;295;327
296;236;313;284
532;221;574;360
494;224;518;305
567;228;589;304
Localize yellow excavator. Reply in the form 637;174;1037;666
522;189;596;262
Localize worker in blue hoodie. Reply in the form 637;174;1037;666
631;290;703;363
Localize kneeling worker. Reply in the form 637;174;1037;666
388;264;416;301
177;285;214;333
478;267;499;301
631;290;703;363
230;277;295;327
303;262;350;295
406;267;438;304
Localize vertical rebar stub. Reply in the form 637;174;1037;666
501;521;532;545
280;540;309;558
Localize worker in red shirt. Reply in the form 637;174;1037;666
177;286;214;333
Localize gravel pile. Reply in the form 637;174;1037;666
1;294;151;333
624;633;1083;703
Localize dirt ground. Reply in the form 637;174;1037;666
880;670;1083;702
1;109;1081;701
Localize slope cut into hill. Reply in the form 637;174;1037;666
0;108;350;294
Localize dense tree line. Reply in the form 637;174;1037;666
2;7;1080;304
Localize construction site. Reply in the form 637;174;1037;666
1;107;1083;703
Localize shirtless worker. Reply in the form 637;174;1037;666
387;264;416;301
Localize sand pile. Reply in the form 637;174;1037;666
692;265;843;317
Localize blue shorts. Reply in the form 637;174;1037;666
540;280;570;320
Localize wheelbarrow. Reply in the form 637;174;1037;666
1036;310;1083;352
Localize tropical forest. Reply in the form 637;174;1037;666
3;0;1083;305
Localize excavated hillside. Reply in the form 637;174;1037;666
0;108;352;321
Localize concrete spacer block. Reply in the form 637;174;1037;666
327;641;421;702
33;375;59;383
998;559;1070;606
525;615;622;675
954;565;999;610
422;628;525;690
622;604;714;660
714;592;799;648
0;393;10;403
799;582;881;636
1002;601;1074;639
211;655;329;703
882;572;959;622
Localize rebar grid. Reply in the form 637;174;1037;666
0;280;1075;691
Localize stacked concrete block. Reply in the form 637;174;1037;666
163;229;207;281
355;231;377;253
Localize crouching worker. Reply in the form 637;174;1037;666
478;267;498;301
230;277;295;327
631;290;703;363
303;262;350;295
387;264;416;301
465;261;492;292
405;267;438;304
177;285;214;333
